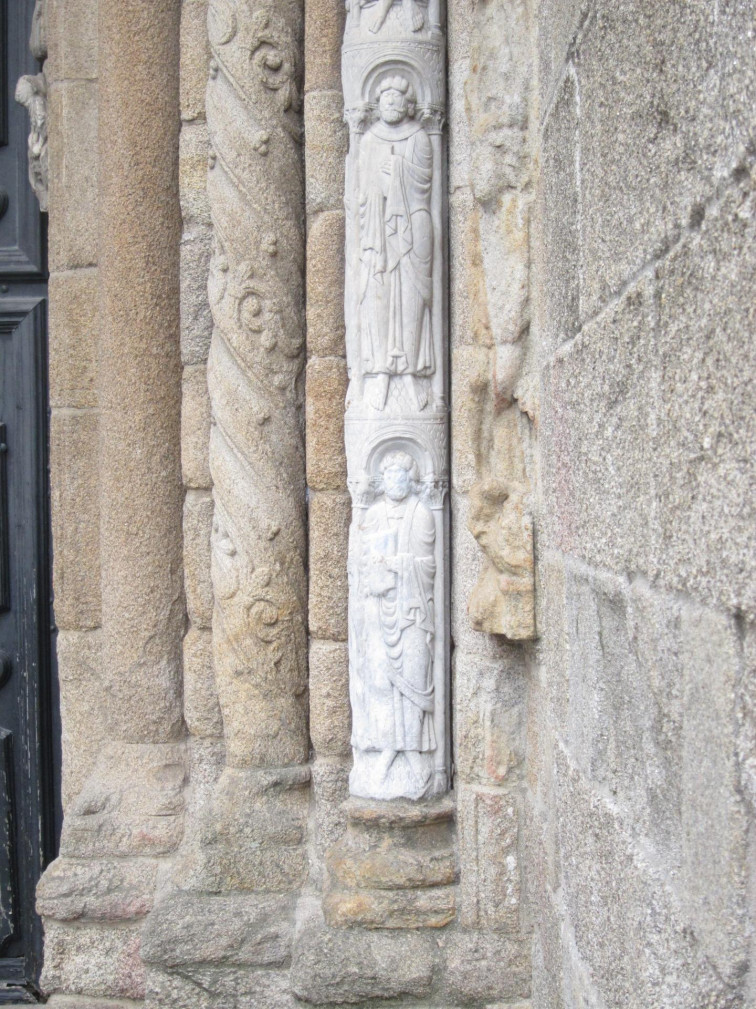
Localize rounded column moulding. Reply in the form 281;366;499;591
98;0;185;743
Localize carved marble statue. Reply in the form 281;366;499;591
15;74;48;212
15;0;48;212
349;452;437;798
358;75;434;411
343;0;448;802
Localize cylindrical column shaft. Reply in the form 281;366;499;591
98;0;185;742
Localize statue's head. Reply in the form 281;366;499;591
376;75;416;125
380;450;419;501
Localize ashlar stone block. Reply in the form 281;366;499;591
304;0;345;94
534;67;580;358
539;273;656;576
182;626;223;739
443;932;531;1004
47;0;98;82
183;489;214;629
306;358;348;491
180;0;209;123
308;491;349;641
323;886;455;929
653;178;756;617
453;650;526;786
48;81;98;271
50;410;101;630
309;639;351;757
37;857;159;922
59;743;186;860
457;784;520;931
292;921;436;1004
306;211;346;359
575;1;742;319
41;921;145;999
305;91;348;216
680;603;748;983
48;268;98;409
181;364;212;490
141;892;295;968
145;965;297;1009
56;628;105;809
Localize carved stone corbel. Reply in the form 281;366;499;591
468;477;535;639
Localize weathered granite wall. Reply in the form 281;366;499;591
527;1;756;1005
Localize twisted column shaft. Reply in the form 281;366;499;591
206;0;308;768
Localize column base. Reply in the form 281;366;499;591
323;794;457;928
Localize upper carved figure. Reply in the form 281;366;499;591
346;0;426;35
358;75;434;411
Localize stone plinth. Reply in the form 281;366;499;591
324;795;457;928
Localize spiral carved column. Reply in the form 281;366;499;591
206;0;308;771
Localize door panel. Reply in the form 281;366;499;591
0;728;17;952
0;299;56;1001
0;0;59;997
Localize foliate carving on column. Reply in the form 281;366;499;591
343;0;448;801
206;0;308;768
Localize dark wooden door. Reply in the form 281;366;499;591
0;0;60;999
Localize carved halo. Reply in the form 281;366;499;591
359;49;440;111
362;431;439;494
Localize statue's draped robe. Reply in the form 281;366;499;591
358;119;434;378
353;494;436;753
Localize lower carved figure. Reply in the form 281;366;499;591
350;452;437;799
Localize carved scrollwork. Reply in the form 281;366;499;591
247;10;301;112
207;0;307;769
209;237;304;396
209;0;238;46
